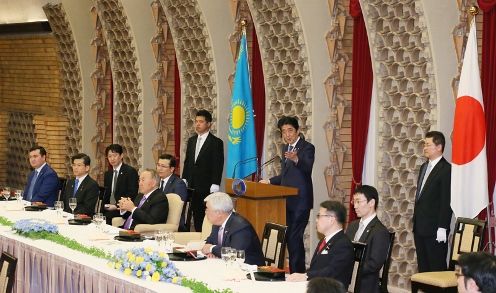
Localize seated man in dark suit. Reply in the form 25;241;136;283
102;144;139;224
118;169;169;230
23;146;59;207
457;252;496;293
156;153;188;230
62;153;99;216
201;192;265;266
346;185;390;293
288;201;354;288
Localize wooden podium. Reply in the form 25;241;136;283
225;178;298;239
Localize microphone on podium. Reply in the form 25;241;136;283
232;156;258;179
257;155;281;181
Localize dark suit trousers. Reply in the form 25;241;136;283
414;233;448;272
287;209;310;273
191;188;208;232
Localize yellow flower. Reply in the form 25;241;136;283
128;254;136;262
159;252;166;258
124;268;132;275
146;263;152;271
152;271;161;282
145;247;153;254
107;262;114;268
136;270;142;277
135;256;144;264
115;262;122;270
161;261;168;268
172;277;179;284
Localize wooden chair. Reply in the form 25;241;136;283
179;187;194;232
350;242;368;293
134;193;184;232
260;222;287;269
0;251;17;293
379;231;395;293
173;215;213;245
411;217;486;293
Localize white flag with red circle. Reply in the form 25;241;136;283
451;19;489;218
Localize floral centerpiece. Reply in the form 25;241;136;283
13;219;58;235
108;247;182;284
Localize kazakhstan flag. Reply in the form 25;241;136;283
227;31;257;179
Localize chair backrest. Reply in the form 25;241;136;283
165;193;184;228
260;222;287;269
57;177;67;201
0;251;17;293
350;242;368;293
94;186;106;214
200;215;213;240
449;217;486;269
180;187;194;232
379;231;395;293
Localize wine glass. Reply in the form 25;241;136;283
68;197;77;214
236;250;245;265
54;201;64;217
221;247;232;264
3;186;11;201
14;189;23;203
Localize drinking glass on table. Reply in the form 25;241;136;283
164;232;174;253
221;247;232;264
236;250;245;265
2;187;11;201
14;189;23;203
155;230;165;247
68;197;77;214
93;213;103;229
54;201;64;217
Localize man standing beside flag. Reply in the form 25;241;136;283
226;27;257;179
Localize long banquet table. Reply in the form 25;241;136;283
0;201;307;293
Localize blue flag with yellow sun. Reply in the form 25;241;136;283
227;31;257;179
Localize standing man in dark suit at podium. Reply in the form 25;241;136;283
346;185;390;293
260;116;315;273
182;110;224;232
102;144;139;225
413;131;452;272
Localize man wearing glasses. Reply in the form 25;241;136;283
287;200;354;288
346;185;390;293
456;252;496;293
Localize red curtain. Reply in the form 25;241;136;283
251;26;266;165
174;55;181;164
349;0;374;221
478;0;496;249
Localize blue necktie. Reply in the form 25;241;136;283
26;171;39;201
73;178;79;197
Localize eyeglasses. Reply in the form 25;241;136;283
316;214;334;219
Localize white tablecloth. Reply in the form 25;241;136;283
0;201;307;293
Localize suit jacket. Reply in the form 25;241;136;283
162;174;188;202
103;163;139;205
269;137;315;211
413;157;452;237
346;216;390;293
23;163;59;207
122;189;169;230
182;132;224;195
206;213;265;266
307;230;354;287
62;175;99;216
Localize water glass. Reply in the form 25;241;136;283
2;187;11;201
236;250;245;265
69;197;77;214
164;232;174;253
155;230;165;247
221;247;232;263
55;201;64;217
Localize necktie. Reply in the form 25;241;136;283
110;170;118;204
123;196;148;230
218;226;224;245
317;238;327;253
160;179;165;191
26;171;39;201
417;162;433;200
354;222;366;241
195;136;202;161
73;178;79;197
